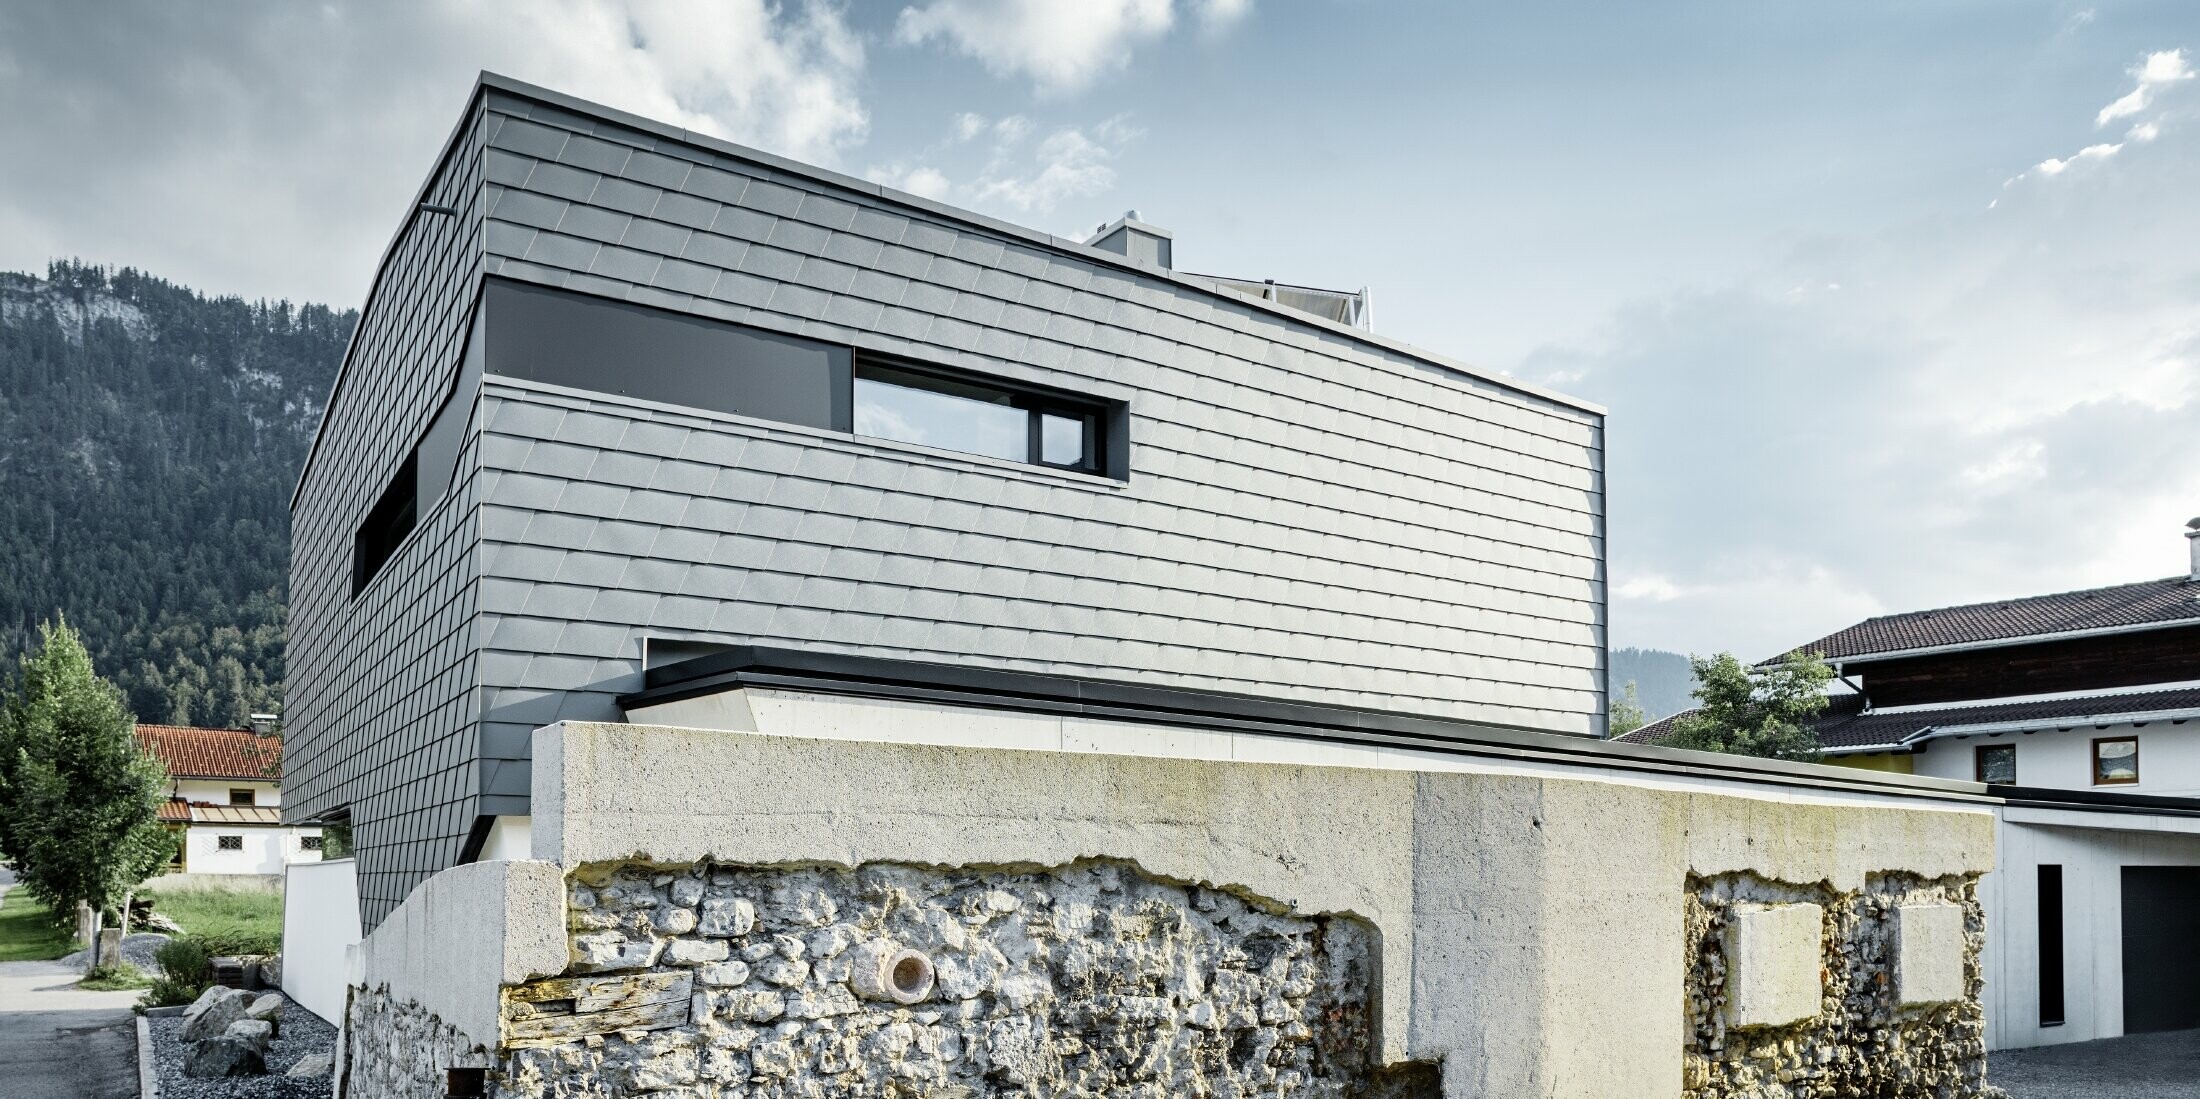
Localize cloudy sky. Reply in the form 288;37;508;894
3;0;2196;658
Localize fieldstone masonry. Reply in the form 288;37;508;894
1683;872;1989;1098
344;857;1425;1098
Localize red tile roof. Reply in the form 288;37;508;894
135;725;282;781
158;797;192;823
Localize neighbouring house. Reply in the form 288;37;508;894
283;74;2004;1096
1623;520;2200;1049
136;723;324;881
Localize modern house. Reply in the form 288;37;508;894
286;75;2010;1097
282;73;1613;930
137;723;323;881
1624;521;2200;1048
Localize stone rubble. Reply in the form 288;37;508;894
1681;871;1991;1098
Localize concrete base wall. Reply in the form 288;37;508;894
339;719;1996;1098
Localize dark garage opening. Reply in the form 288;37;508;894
2121;866;2200;1033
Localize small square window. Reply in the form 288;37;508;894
229;788;255;806
216;834;244;851
300;835;324;852
2093;736;2138;785
1974;744;2016;784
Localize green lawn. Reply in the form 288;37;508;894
144;886;283;954
0;883;77;962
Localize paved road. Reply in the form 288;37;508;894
0;869;142;1099
1993;1028;2200;1098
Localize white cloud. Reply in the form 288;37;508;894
1959;440;2047;490
0;0;871;307
1616;575;1686;603
2095;48;2193;127
867;110;1138;217
893;0;1245;93
2128;120;2161;143
2034;141;2123;175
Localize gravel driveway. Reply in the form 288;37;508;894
1992;1028;2200;1098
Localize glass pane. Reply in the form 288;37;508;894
855;367;1027;463
2095;739;2137;781
1040;412;1087;466
1978;746;2015;784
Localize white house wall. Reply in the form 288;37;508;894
1910;720;2200;797
182;826;325;876
1980;814;2200;1049
172;778;281;807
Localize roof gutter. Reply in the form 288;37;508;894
1894;706;2200;747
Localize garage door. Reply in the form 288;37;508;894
2122;866;2200;1033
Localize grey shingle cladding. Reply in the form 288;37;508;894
288;76;1608;928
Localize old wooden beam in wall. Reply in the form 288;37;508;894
501;971;693;1048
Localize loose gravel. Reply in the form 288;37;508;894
61;931;170;974
149;1001;337;1099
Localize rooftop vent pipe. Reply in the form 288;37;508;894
2187;517;2199;581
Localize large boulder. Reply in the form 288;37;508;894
224;1018;273;1055
183;1036;266;1078
287;1052;335;1078
180;986;252;1042
244;992;284;1037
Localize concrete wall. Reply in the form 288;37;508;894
1978;809;2200;1049
522;720;1993;1096
283;858;364;1023
1910;720;2200;797
348;858;567;1049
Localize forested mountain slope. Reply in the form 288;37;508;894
0;260;353;726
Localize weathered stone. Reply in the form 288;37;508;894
662;938;729;966
183;1036;266;1077
180;986;252;1042
696;960;749;986
1895;903;1967;1006
1723;903;1824;1028
244;992;285;1037
651;906;697;935
286;1051;335;1077
697;897;753;937
224;1018;273;1054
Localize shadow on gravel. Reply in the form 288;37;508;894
1991;1028;2200;1099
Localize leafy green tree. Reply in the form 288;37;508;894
1608;680;1648;738
1660;651;1834;762
0;618;172;955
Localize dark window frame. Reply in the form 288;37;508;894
2092;735;2139;785
300;835;325;852
2038;863;2064;1026
216;834;244;851
852;354;1119;477
352;453;419;598
1974;743;2017;784
228;788;256;806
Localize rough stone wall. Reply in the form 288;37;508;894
346;986;498;1098
1682;871;1988;1098
482;859;1397;1099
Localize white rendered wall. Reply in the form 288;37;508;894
283;858;363;1023
1979;812;2200;1050
1910;721;2200;797
183;826;323;875
173;778;281;807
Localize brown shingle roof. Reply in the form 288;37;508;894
158;797;192;823
1788;576;2200;662
135;725;281;781
1618;685;2200;751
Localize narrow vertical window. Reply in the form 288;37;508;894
2039;864;2065;1027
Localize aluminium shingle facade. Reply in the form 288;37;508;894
286;74;1610;927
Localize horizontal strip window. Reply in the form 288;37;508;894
480;277;1126;479
855;360;1112;476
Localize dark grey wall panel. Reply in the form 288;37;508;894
284;104;490;928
